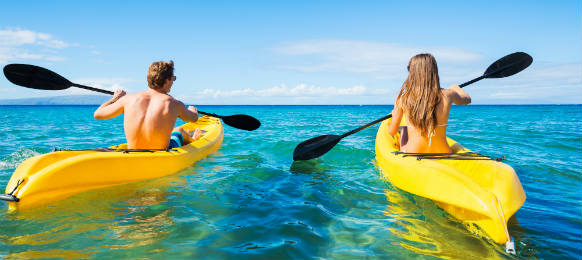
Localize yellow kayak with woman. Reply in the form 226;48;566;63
376;116;525;244
375;54;526;247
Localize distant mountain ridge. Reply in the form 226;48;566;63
0;95;109;105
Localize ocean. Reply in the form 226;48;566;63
0;105;580;259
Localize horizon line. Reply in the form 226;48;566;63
1;104;580;106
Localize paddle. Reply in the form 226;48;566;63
3;64;261;131
293;52;533;161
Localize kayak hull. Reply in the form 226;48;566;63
375;118;525;244
4;116;223;210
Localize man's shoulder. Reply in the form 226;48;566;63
135;90;175;100
133;90;184;108
155;93;183;108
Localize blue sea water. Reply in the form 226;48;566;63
0;105;580;259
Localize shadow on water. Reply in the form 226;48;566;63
289;159;332;175
176;151;338;259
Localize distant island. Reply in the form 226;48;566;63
0;95;109;105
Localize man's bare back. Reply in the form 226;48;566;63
123;89;183;149
94;61;199;149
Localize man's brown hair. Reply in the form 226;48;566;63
147;60;174;90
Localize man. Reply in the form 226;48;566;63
94;60;201;149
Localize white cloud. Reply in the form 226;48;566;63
177;84;396;105
272;40;582;104
66;77;136;95
520;62;581;85
447;61;582;104
489;91;531;99
272;39;483;78
0;29;72;48
0;28;77;64
198;84;390;98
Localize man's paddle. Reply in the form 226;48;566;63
3;64;261;131
293;52;532;161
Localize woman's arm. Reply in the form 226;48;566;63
388;98;404;136
447;85;471;105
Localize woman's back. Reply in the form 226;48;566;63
387;54;471;153
399;89;455;153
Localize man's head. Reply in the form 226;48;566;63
147;60;175;91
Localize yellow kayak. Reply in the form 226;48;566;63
375;117;525;244
2;116;223;210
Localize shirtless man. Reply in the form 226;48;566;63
94;60;202;149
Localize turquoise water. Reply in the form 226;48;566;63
0;105;580;259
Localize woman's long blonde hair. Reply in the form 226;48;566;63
396;53;442;137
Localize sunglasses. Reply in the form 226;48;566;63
171;75;177;81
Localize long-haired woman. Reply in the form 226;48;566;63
388;53;471;153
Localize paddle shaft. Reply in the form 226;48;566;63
81;84;216;118
338;67;506;138
459;75;485;88
340;114;392;138
293;52;532;160
292;73;479;160
460;57;525;88
3;63;261;130
74;83;115;95
334;73;487;139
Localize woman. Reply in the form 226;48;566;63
388;54;471;153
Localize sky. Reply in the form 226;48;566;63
0;0;580;105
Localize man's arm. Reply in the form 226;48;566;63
177;101;199;123
94;90;126;120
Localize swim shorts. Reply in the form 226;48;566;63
168;132;184;148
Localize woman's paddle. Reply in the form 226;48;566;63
3;64;261;131
292;52;533;161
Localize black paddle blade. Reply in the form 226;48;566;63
221;114;261;131
3;64;72;90
293;134;342;161
484;52;532;78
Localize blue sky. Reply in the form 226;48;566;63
1;1;580;104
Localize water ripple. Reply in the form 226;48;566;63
0;105;580;259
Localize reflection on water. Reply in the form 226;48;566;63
290;159;328;174
2;170;189;259
5;249;94;259
382;185;509;260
